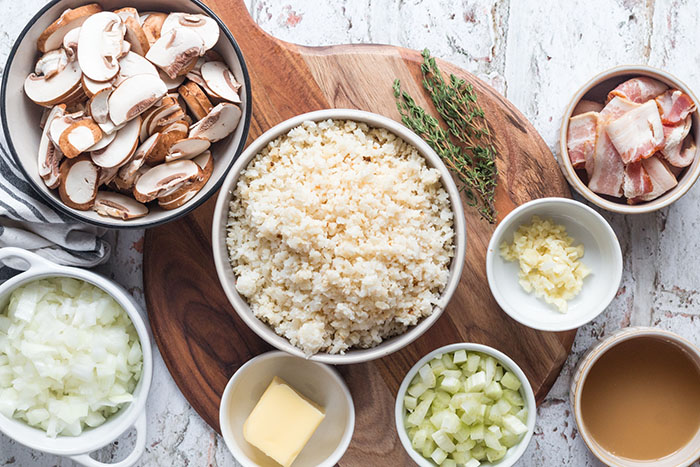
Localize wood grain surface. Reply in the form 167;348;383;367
144;0;574;464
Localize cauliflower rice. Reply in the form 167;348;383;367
226;119;455;354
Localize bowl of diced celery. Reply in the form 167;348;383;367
395;344;536;467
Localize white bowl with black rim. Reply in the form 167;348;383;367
1;0;251;229
211;109;467;365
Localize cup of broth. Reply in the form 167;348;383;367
571;327;700;466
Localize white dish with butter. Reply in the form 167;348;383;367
486;198;622;331
219;351;355;467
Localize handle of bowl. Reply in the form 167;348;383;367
0;247;57;272
69;412;147;467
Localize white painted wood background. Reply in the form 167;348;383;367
2;0;700;465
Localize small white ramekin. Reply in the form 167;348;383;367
219;351;355;467
211;109;467;365
571;327;700;467
0;247;153;467
486;197;623;331
395;343;537;467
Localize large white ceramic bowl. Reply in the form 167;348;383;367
559;65;700;214
211;109;467;365
1;0;251;228
0;247;153;467
219;351;355;467
486;198;623;331
395;343;537;467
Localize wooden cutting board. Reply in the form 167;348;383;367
144;1;574;464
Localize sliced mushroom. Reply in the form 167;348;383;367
58;155;99;210
93;191;148;219
114;51;158;85
145;28;204;79
158;150;212;208
178;81;212;120
190;103;241;142
82;75;113;98
24;59;82;107
118;39;131;58
38;105;66;188
133;159;201;203
193;150;213;177
58;119;102;158
117;133;159;188
147;105;185;136
150;111;187;136
113;7;139;23
165;137;210;162
97;165;119;186
34;49;69;80
62;27;81;59
109;74;167;126
139;96;178;141
49;110;84;146
98;119;125;136
37;3;102;53
123;16;150;57
200;61;241;104
77;12;126;82
159;70;185;91
88;130;116;152
161;13;220;51
91;116;141;168
141;12;167;45
146;121;187;165
87;88;111;124
204;49;224;63
62;84;88;110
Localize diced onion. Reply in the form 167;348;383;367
403;350;529;466
0;278;142;437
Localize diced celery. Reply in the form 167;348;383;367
407;396;433;426
450;392;468;409
466;371;486;392
419;364;437;388
404;395;417;411
465;459;481;467
466;353;480;373
501;371;521;391
516;407;528;423
431;447;448;464
430;410;450;429
484;381;502;400
453;425;471;443
411;429;428;450
452;451;471;464
484;357;496;386
484;432;503;450
441;369;462;379
442;459;457;467
430;358;446;375
442;353;457;370
453;349;467;364
455;438;476;451
503;414;528;435
487;424;501;437
432;429;456;452
491;399;512;421
486;446;507;463
501;428;521;448
494;365;504;382
441;376;462;394
441;412;461;434
503;389;524;407
460;399;481;425
422;439;436;459
469;423;485;441
471;445;486;460
433;390;451;410
408;381;428;398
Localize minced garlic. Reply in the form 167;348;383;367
499;216;590;313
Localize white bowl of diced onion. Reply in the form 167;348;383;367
0;247;153;467
395;343;536;467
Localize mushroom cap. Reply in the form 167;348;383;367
133;159;201;202
161;13;220;51
24;59;82;107
145;28;204;80
141;12;167;46
109;73;167;126
178;81;212;120
93;191;148;219
58;155;99;210
34;49;69;80
37;3;102;53
189;103;241;142
77;11;126;82
201;61;241;104
165;137;210;162
49;110;85;146
58;119;102;158
90;116;141;168
123;16;150;57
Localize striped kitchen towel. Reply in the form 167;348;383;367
0;138;110;280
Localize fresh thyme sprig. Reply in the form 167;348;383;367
393;49;498;223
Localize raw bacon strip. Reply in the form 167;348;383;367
600;96;641;121
623;161;653;199
655;89;696;125
588;122;624;197
567;112;598;168
660;116;692;167
633;155;678;203
605;101;664;164
573;100;604;116
608;77;668;104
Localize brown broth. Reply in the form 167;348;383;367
580;337;700;460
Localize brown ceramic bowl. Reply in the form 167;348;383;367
559;65;700;214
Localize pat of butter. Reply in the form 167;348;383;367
243;376;325;467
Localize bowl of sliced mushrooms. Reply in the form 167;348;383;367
1;0;251;227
